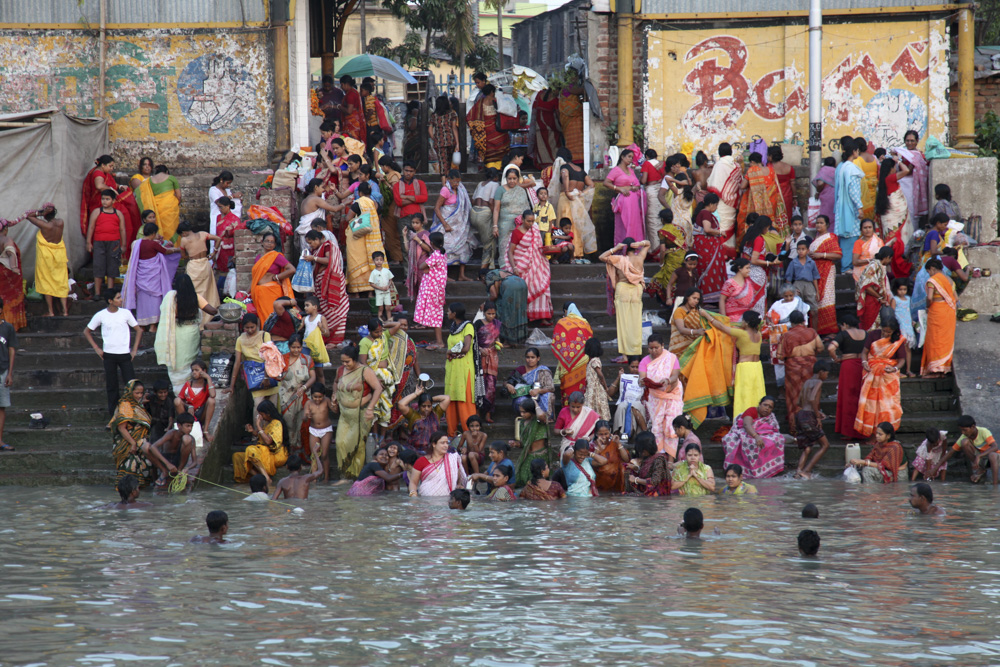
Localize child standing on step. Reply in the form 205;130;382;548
794;359;831;479
891;278;917;377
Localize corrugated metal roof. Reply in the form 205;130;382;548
642;0;959;13
0;0;267;26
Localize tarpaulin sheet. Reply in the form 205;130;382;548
0;111;109;280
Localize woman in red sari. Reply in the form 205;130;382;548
808;215;842;335
693;193;729;303
855;246;894;330
529;88;561;170
466;84;510;169
0;224;26;331
551;303;593;399
303;229;348;344
81;155;141;241
507;211;552;325
625;431;671;496
338;76;366;144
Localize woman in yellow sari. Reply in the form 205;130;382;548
853;138;879;220
250;233;295;325
130;157;153;192
343;181;385;294
850;219;883;283
677;308;735;427
111;380;177;488
921;259;957;377
233;399;288;484
737;152;788;237
669;289;706;357
137;165;182;240
552;303;593;400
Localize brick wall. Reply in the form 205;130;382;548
949;75;1000;141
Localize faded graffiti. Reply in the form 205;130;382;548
646;20;949;155
0;31;273;166
177;54;256;134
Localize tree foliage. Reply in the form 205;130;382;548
367;33;434;70
976;0;1000;45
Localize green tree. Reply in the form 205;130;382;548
481;0;506;68
367;33;434;70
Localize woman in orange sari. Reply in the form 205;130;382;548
855;319;905;438
338;76;366;144
81;154;141;240
850;219;883;282
250;233;295;324
737;152;788;238
551;303;593;400
591;420;626;493
808;215;842;335
921;259;956;377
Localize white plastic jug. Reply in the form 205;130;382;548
845;442;861;466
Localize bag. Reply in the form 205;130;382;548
641;320;653;345
495;91;518;117
843;466;862;483
747;138;768;164
304;325;330;364
351;211;372;233
291;259;315;293
807;197;821;230
496;112;521;132
242;360;277;391
272;169;298;190
223;268;237;298
209;352;234;387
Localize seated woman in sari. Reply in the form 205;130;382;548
722;396;787;479
396;386;450;452
922;259;957;378
855;318;906;438
640;333;684;459
512;398;554;488
504;347;555;421
488;463;517;502
855;246;894;331
233;400;288;485
520;458;566;500
561;439;604;497
346;447;404;496
625;431;671;496
850;219;884;282
552;303;593;400
484;268;529;344
409;431;469;497
251;233;295;325
111;380;178;488
719;463;757;495
671;442;715;496
591;419;627;493
553;391;601;459
848;421;905;483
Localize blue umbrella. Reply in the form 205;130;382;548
335;54;418;85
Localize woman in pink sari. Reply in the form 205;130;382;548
720;258;757;323
553;391;601;459
812;157;837;226
640;333;684;459
506;211;552;325
895;132;928;221
722;396;787;479
606;149;646;245
408;431;468;497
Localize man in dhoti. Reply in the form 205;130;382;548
706;143;746;254
177;222;221;325
27;204;70;318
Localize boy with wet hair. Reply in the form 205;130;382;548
304;383;337;482
801;503;819;519
909;482;944;515
449;488;471;509
104;474;153;509
145;379;175;443
679;507;705;539
191;510;228;544
245;474;270;501
273;455;323;500
798;529;820;557
152;413;197;487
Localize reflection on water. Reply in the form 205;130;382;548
1;480;1000;665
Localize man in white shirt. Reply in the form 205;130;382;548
84;288;142;415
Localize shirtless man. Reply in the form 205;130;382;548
152;413;197;486
190;510;228;544
26;204;69;317
304;384;337;482
909;482;945;516
102;475;153;510
272;455;323;500
178;222;222;319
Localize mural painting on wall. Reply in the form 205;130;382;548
0;32;270;163
645;21;948;155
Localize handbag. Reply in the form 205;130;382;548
242;360;277;391
351;211;372;233
496;112;521;132
291;258;315;293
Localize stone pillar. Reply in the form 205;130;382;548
233;227;261;294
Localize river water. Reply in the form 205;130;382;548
1;480;999;666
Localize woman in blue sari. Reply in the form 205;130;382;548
485;268;529;344
432;169;475;280
559;438;604;497
504;347;555;420
834;137;864;271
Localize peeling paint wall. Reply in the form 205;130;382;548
0;29;274;168
644;19;949;156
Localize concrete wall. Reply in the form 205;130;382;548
642;17;950;156
0;29;275;169
928;156;999;243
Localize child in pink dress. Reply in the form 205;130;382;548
413;232;447;350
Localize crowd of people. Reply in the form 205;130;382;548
5;67;977;501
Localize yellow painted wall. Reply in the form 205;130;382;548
644;19;950;156
0;30;274;167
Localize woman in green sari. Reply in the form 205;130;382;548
111;379;177;487
512;398;554;488
333;344;384;479
492;168;532;268
484;268;528;344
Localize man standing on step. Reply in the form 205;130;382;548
84;288;142;416
391;162;427;264
0;297;16;451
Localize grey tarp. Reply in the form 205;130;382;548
0;110;109;280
